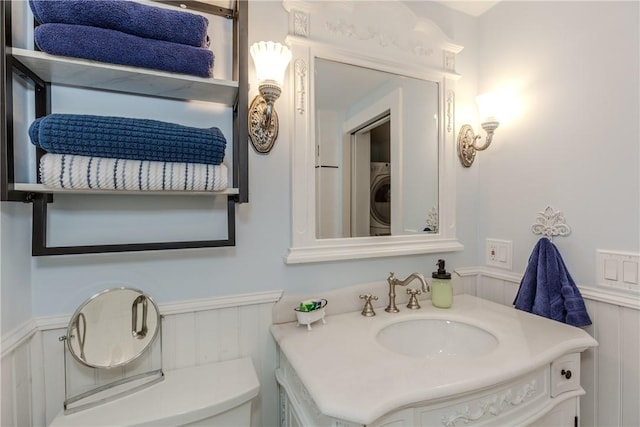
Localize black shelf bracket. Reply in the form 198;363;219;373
1;0;15;201
234;0;249;204
30;194;236;256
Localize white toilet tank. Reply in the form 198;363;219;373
49;357;259;427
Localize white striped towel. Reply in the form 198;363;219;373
39;153;228;191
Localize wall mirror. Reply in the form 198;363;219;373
283;0;465;263
66;287;160;368
315;58;439;239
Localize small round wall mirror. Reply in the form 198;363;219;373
66;287;160;369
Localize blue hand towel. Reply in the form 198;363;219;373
29;114;226;165
29;0;210;48
513;238;592;327
34;24;214;78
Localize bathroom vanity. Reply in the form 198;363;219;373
271;295;597;427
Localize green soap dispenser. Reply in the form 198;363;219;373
431;259;453;308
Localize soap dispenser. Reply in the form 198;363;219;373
431;259;453;308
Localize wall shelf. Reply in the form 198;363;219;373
13;183;240;196
1;0;249;256
11;48;239;105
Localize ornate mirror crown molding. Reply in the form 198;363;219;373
283;0;463;75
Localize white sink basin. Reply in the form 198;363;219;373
376;319;498;358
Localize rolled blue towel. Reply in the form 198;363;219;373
29;0;210;48
29;114;226;165
34;23;214;78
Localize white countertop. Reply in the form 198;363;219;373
271;294;598;425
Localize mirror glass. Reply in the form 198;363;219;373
314;58;439;239
66;287;160;369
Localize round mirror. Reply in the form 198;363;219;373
66;287;160;369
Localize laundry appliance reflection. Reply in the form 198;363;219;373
370;162;390;236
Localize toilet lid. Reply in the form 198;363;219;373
49;357;259;426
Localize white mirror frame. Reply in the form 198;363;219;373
284;0;464;264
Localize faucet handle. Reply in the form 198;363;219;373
406;288;422;310
359;294;378;317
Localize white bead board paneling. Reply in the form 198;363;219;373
620;307;640;426
1;351;16;426
2;291;282;427
581;299;640;427
29;332;46;427
456;268;519;306
458;267;640;427
1;333;36;427
160;303;279;427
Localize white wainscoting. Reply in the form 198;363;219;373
458;267;640;427
1;320;40;427
1;290;282;427
3;274;639;427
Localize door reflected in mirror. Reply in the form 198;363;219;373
314;58;439;239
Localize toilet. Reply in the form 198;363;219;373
49;357;260;426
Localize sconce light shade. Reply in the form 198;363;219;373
457;92;501;167
250;41;292;87
248;41;292;154
475;92;499;123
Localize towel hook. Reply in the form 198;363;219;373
531;206;571;242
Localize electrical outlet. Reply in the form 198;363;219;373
486;238;512;270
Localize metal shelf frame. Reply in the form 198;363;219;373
1;0;249;256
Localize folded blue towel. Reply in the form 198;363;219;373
29;0;210;48
513;238;592;327
35;24;214;78
30;114;226;165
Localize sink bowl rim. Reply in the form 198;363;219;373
373;315;501;359
371;313;501;335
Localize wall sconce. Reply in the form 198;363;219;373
457;92;500;167
248;41;292;154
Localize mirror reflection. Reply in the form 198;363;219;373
66;288;160;369
314;58;439;239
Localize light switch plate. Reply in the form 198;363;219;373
597;250;640;292
486;238;512;270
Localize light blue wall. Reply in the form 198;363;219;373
8;1;636;324
0;203;32;335
475;1;640;286
1;1;482;321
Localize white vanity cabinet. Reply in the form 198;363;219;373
277;351;584;427
271;295;597;427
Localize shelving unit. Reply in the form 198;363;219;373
1;0;248;256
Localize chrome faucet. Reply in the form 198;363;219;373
385;272;430;313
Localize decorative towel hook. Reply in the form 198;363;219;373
531;206;571;242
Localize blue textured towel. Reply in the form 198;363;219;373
29;0;210;48
30;114;226;165
35;24;214;78
513;238;592;327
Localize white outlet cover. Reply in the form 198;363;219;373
486;238;512;270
